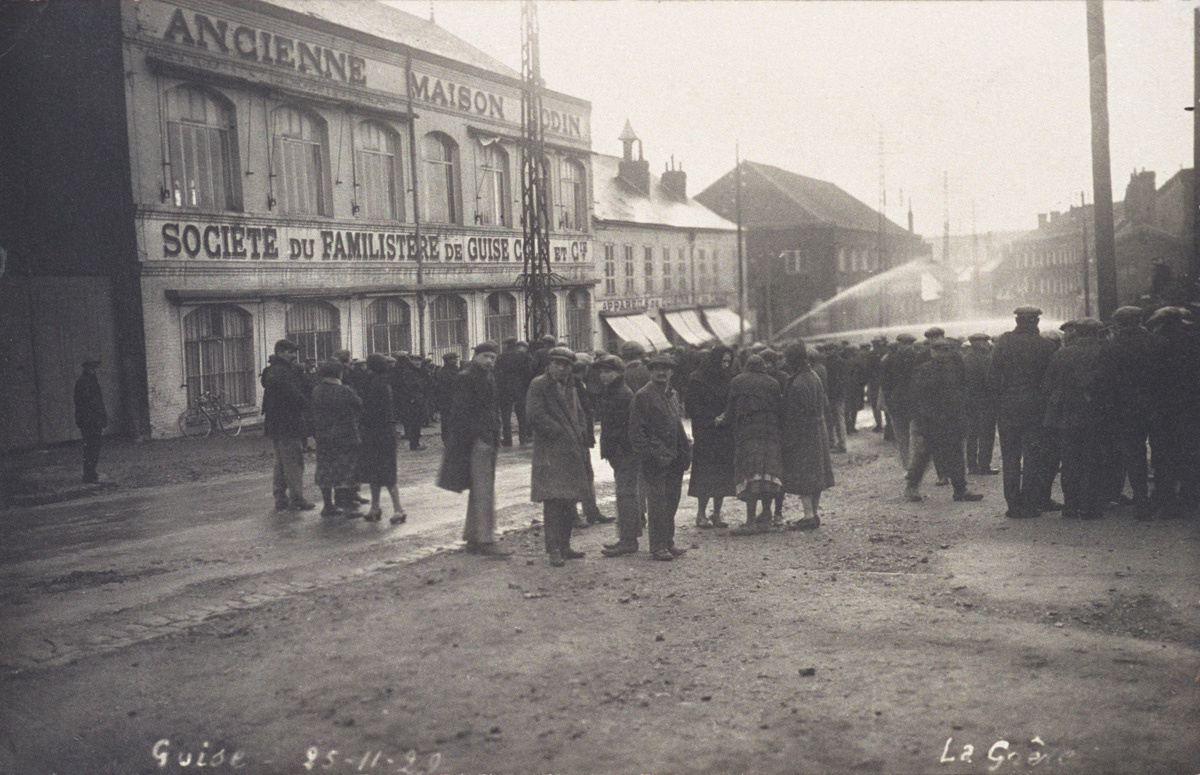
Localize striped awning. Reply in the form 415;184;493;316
701;307;750;345
663;309;716;346
603;313;671;352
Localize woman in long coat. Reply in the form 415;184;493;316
780;343;835;529
684;346;735;528
310;361;363;518
719;354;783;535
358;354;406;524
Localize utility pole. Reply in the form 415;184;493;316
518;0;555;342
1080;191;1092;317
404;49;426;357
735;144;746;345
1193;7;1200;283
1087;0;1119;319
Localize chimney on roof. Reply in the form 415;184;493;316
907;201;914;234
617;120;650;194
662;155;687;200
1038;213;1048;229
1124;169;1156;225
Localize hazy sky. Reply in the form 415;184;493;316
390;1;1194;237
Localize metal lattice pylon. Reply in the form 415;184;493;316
518;0;555;342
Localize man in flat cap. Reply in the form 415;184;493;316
74;359;107;483
526;347;593;566
594;354;645;556
963;333;998;475
1095;305;1169;519
1042;318;1106;520
905;339;983;503
988;306;1060;518
629;353;692;561
495;337;534;447
438;341;509;557
262;339;315;511
880;333;920;468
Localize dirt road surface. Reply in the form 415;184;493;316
1;428;1197;775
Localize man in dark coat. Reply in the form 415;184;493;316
437;342;509;557
262;339;315;511
987;306;1060;518
1145;306;1200;519
620;340;652;394
596;355;645;556
74;359;107;483
1095;306;1168;519
573;352;613;527
629;353;692;561
963;333;998;475
526;347;593;566
393;354;431;450
880;333;920;468
1042;318;1106;520
494;338;534;446
905;339;984;503
866;336;888;433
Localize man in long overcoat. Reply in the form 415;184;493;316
880;333;920;467
905;339;984;503
262;339;315;511
629;353;692;560
1042;318;1106;520
526;347;593;566
987;306;1060;518
595;355;644;556
437;342;509;557
74;359;107;483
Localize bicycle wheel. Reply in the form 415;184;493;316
178;408;213;438
217;404;242;437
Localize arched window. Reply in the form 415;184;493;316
566;290;592;352
165;85;240;210
556;158;586;231
429;294;468;360
485;291;518;342
422;132;459;224
182;305;254;408
356;121;403;221
286;300;340;362
365;297;411;354
474;139;510;226
273;106;329;215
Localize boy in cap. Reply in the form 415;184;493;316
629;353;692;561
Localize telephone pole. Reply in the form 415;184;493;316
1087;0;1119;319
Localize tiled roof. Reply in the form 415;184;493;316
592;153;736;232
260;0;519;78
742;161;911;237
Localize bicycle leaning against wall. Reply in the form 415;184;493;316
177;386;243;438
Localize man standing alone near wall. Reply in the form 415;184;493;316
74;359;107;484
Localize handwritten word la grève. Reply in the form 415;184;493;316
940;736;1075;770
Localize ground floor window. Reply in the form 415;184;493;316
566;289;591;351
365;297;412;355
286;300;341;363
430;294;468;360
485;291;518;343
183;305;255;408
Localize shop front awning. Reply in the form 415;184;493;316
701;307;752;345
603;313;671;352
663;309;716;347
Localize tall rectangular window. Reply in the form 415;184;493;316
274;107;328;216
604;243;616;295
662;247;673;292
356;121;401;221
643;246;655;294
474;139;509;226
624;245;635;295
677;247;688;294
422;133;459;224
556;159;586;231
166;86;238;211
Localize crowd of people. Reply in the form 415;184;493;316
253;301;1200;566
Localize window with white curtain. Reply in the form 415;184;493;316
183;305;254;408
166;85;239;211
422;132;459;224
474;138;509;226
273;106;329;215
356;121;402;221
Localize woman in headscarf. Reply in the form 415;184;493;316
358;353;406;524
718;353;783;535
780;343;835;529
311;360;363;517
684;345;735;528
